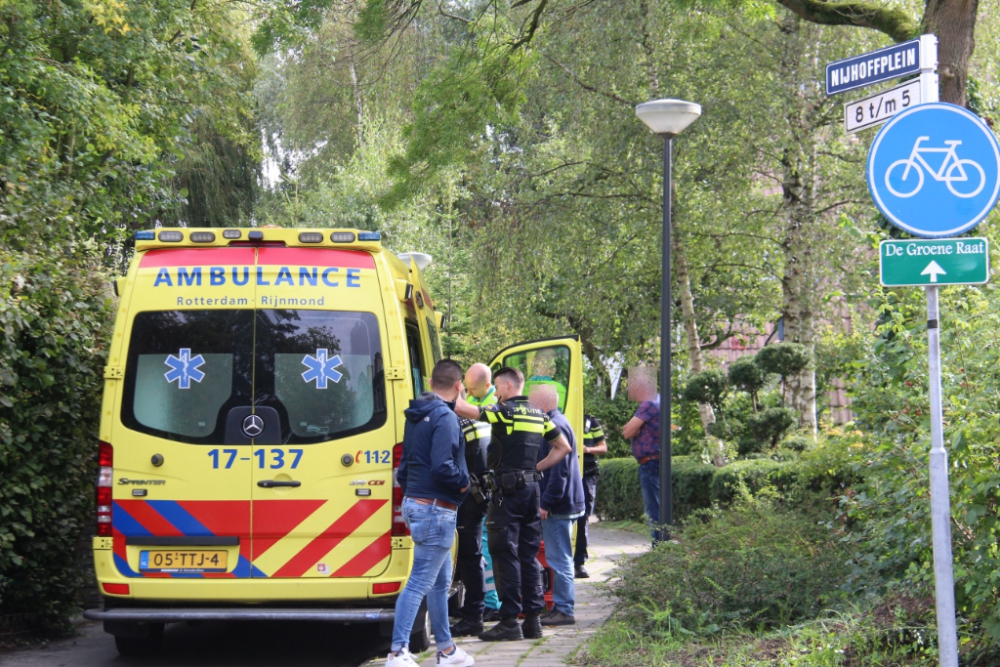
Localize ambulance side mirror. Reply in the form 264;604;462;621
114;277;125;297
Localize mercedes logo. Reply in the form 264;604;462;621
242;414;264;438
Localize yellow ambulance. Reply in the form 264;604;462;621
84;227;583;656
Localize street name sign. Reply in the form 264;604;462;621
867;103;1000;238
845;80;921;133
880;238;989;287
826;39;920;96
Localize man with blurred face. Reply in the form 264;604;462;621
529;385;584;626
621;369;662;544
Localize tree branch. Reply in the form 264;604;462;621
773;0;917;42
541;53;635;106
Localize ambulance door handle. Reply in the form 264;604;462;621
257;480;301;488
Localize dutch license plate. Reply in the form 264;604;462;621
139;550;228;572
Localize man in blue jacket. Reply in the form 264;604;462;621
388;360;475;667
529;385;585;626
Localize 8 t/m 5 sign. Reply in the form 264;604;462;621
845;80;921;134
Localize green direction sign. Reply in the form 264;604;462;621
880;238;990;287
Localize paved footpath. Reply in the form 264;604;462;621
365;523;649;667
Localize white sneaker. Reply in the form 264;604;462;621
437;645;474;666
386;649;421;667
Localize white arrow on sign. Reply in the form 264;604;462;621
921;260;947;283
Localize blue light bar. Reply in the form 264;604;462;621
357;231;381;241
134;231;155;240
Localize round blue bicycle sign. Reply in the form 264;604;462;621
867;102;1000;238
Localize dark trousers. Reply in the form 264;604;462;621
574;473;598;567
485;482;544;619
455;494;489;620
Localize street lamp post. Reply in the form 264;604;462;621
636;99;701;541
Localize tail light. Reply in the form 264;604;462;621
96;441;113;537
391;443;409;537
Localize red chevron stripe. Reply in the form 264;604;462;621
331;531;391;578
251;499;326;560
118;501;185;537
179;501;251;579
271;500;387;578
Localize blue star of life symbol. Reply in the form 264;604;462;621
301;349;344;389
164;348;206;389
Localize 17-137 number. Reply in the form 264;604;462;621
208;448;303;469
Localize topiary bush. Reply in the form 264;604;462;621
741;407;798;453
727;356;769;412
682;369;728;414
0;245;114;634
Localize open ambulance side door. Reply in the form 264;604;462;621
488;336;585;457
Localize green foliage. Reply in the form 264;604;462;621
727;355;769;409
0;245;114;633
611;497;852;637
739;407;798;454
755;343;812;380
709;459;786;504
594;457;716;524
682;369;729;412
583;388;637;459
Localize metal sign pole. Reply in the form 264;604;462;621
919;33;958;667
926;287;958;667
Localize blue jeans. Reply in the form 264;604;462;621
540;515;576;616
638;460;664;542
391;498;457;653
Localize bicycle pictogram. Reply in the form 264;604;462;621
885;136;986;199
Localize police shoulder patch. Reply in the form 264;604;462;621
483;404;500;412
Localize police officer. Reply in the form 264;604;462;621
574;414;607;578
455;366;571;642
450;364;501;637
449;416;492;637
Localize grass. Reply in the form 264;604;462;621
578;606;943;667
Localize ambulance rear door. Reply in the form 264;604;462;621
249;247;395;580
111;247;257;580
488;336;585;448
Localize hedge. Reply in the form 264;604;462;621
0;246;114;633
594;456;716;523
594;454;852;523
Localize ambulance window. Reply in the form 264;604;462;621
425;316;442;364
406;324;424;397
502;346;571;412
256;310;387;443
122;310;254;443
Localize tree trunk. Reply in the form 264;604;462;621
780;162;819;435
673;226;725;464
348;49;365;148
923;0;979;106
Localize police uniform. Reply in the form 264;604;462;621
480;396;561;623
452;415;493;630
574;415;605;571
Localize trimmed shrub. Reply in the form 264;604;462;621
739;407;798;454
0;246;113;633
594;456;717;523
681;369;728;412
727;356;769;410
593;458;646;522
